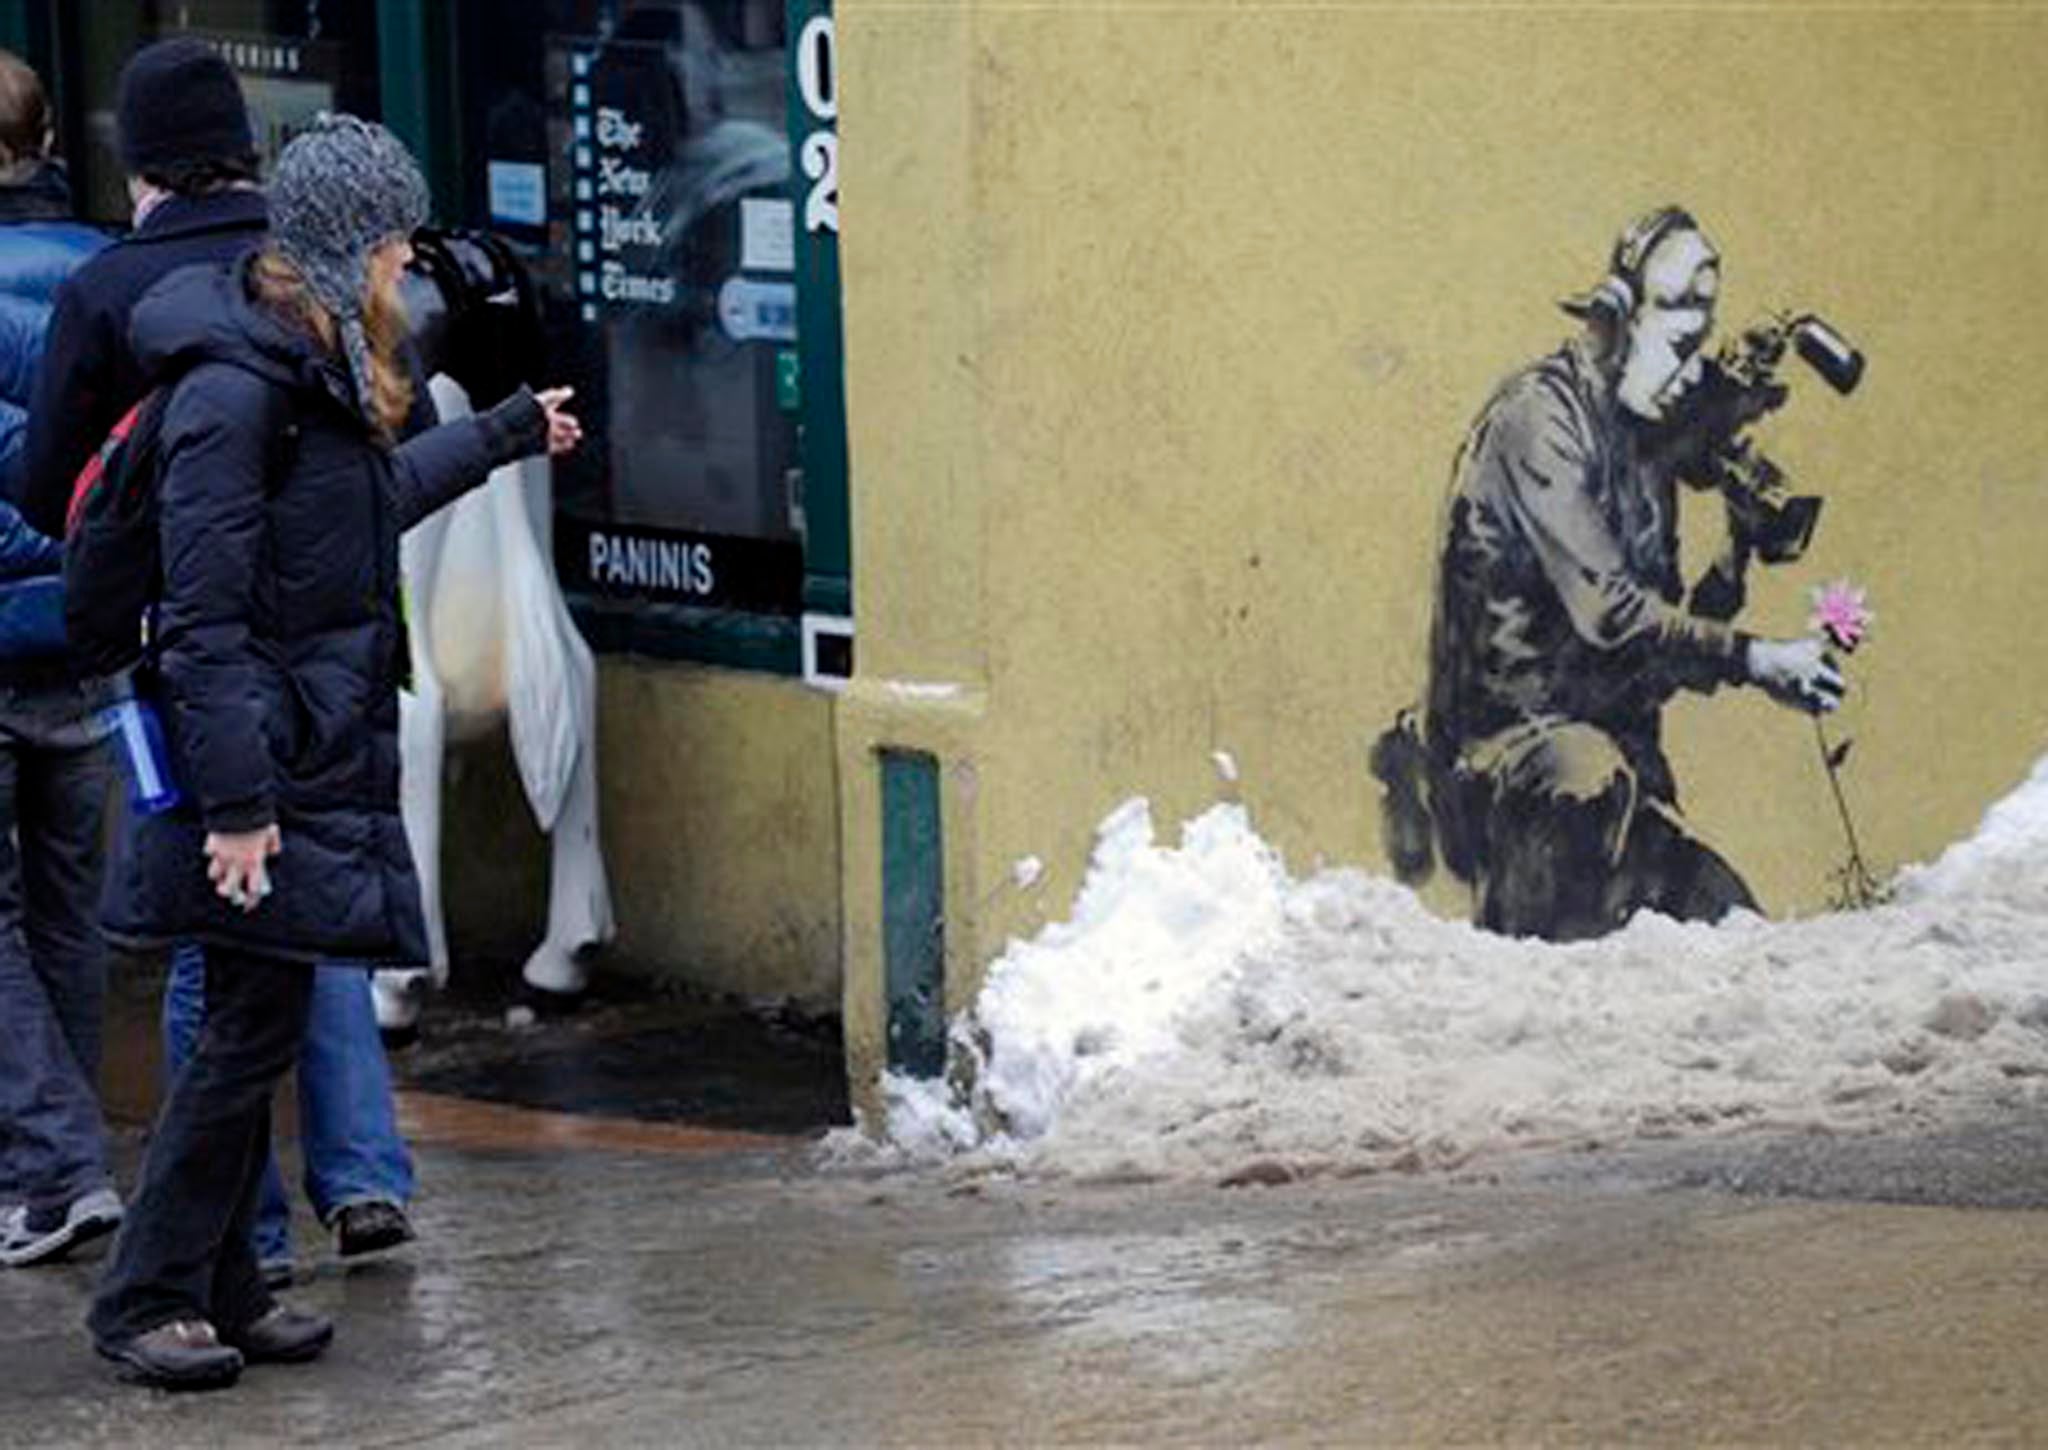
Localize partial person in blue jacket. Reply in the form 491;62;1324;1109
0;46;95;643
11;37;421;1288
0;47;126;1271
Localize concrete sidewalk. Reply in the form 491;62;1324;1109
5;1114;2048;1447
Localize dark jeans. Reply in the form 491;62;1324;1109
0;681;115;1212
88;944;315;1342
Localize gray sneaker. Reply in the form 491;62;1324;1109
0;1186;123;1267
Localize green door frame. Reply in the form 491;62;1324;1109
375;0;461;218
787;0;851;621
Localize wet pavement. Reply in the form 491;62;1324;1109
4;1111;2048;1446
11;963;2048;1445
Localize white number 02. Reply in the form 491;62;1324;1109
798;15;838;235
802;132;838;235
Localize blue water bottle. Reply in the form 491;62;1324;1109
103;697;182;816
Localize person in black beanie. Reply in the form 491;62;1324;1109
85;114;583;1390
114;34;257;180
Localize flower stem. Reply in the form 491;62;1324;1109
1813;715;1880;907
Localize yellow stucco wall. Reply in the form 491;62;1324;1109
444;659;842;1009
835;1;2048;1100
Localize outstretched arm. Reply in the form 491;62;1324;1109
389;385;557;530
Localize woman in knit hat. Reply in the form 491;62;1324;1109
86;115;580;1390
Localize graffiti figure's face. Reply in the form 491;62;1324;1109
1615;229;1719;422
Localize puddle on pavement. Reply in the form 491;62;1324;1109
397;1009;850;1137
98;950;850;1141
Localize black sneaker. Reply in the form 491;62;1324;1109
96;1319;243;1389
334;1201;415;1259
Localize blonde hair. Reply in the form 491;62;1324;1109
249;248;414;439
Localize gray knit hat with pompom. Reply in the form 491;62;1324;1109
270;113;430;421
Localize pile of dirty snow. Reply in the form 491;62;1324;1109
826;759;2048;1182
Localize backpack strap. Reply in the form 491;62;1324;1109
64;391;157;538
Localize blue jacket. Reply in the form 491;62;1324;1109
0;164;109;662
102;257;547;963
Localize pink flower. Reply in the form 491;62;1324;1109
1810;579;1873;652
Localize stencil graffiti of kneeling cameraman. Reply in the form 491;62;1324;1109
1372;206;1867;942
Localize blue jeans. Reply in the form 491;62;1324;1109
162;942;414;1263
0;682;115;1214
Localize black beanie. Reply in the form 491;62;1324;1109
116;37;254;174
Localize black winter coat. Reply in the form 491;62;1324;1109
100;255;547;963
13;188;268;538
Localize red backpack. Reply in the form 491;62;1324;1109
62;388;173;676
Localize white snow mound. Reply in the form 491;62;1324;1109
826;772;2048;1182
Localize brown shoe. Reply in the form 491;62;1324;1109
96;1318;243;1389
224;1304;333;1364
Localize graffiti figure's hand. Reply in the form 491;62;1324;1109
1747;635;1845;714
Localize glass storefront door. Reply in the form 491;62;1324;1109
456;0;810;663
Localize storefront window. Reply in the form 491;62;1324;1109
61;1;381;226
456;0;806;657
49;0;822;666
